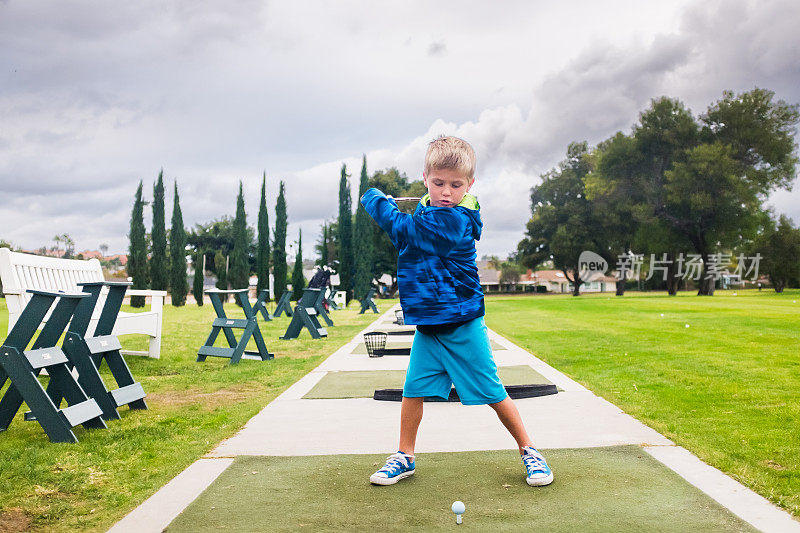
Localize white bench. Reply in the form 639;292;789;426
0;248;166;359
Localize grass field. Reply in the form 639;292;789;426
0;297;378;532
484;289;800;517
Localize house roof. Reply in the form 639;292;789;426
478;268;499;284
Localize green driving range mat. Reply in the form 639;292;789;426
303;365;552;399
166;446;754;532
350;338;506;354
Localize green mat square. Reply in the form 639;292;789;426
167;446;755;532
303;365;553;399
351;339;505;355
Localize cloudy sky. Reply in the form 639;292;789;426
1;0;799;259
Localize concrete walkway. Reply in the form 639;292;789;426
110;305;800;533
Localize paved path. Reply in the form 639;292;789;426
110;305;800;533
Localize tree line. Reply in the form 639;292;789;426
128;172;297;308
517;88;800;296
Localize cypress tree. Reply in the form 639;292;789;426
337;164;354;302
169;180;189;306
193;250;205;306
291;229;305;300
273;181;288;299
319;223;329;266
215;249;228;295
353;155;374;300
229;181;250;297
150;170;168;291
129;181;148;308
257;173;271;297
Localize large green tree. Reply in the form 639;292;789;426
291;229;305;300
273;181;288;298
150;170;168;291
129;181;149;307
257;173;271;296
353;156;375;300
517;142;608;296
337;164;354;302
229;181;250;294
169;180;189;306
752;215;800;292
188;216;254;276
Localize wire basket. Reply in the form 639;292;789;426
394;309;405;326
363;332;387;357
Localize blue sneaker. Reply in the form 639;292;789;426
370;452;415;485
521;446;553;486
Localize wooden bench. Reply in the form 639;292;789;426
0;248;166;359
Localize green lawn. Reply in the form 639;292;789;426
0;297;379;532
484;289;800;517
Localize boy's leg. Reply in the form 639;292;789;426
488;396;532;453
490;396;554;486
370;396;422;486
399;396;424;455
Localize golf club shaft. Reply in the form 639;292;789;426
389;196;421;202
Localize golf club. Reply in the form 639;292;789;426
387;196;421;202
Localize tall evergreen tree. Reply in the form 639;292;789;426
229;181;250;297
316;223;329;266
291;229;305;300
150;170;168;291
337;164;354;302
169;180;189;306
257;173;271;297
215;249;228;300
273;181;288;298
192;249;205;306
353;155;375;300
129;181;149;308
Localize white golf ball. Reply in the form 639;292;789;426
452;501;466;514
685;324;690;328
660;313;664;317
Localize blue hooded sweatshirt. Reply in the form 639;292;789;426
360;188;485;325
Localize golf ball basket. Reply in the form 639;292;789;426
363;331;411;357
364;332;388;357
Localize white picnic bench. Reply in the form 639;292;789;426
0;248;166;358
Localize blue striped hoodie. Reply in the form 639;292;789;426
360;188;485;325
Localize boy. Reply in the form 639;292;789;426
360;136;553;487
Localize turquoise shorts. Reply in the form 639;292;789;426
403;317;507;405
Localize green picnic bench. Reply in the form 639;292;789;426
273;290;294;318
197;289;274;364
0;290;106;442
358;287;378;314
280;288;328;340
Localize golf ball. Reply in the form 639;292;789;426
660;313;664;317
685;324;690;328
452;501;466;514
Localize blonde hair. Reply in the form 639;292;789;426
424;136;476;180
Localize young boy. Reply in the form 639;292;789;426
360;136;553;487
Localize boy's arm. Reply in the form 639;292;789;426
360;188;466;256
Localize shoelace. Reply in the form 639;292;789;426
522;450;547;472
379;453;410;474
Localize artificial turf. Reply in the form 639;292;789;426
166;446;755;532
302;365;552;399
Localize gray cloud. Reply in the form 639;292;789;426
0;0;797;259
427;41;447;56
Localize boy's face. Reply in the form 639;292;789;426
423;168;474;208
